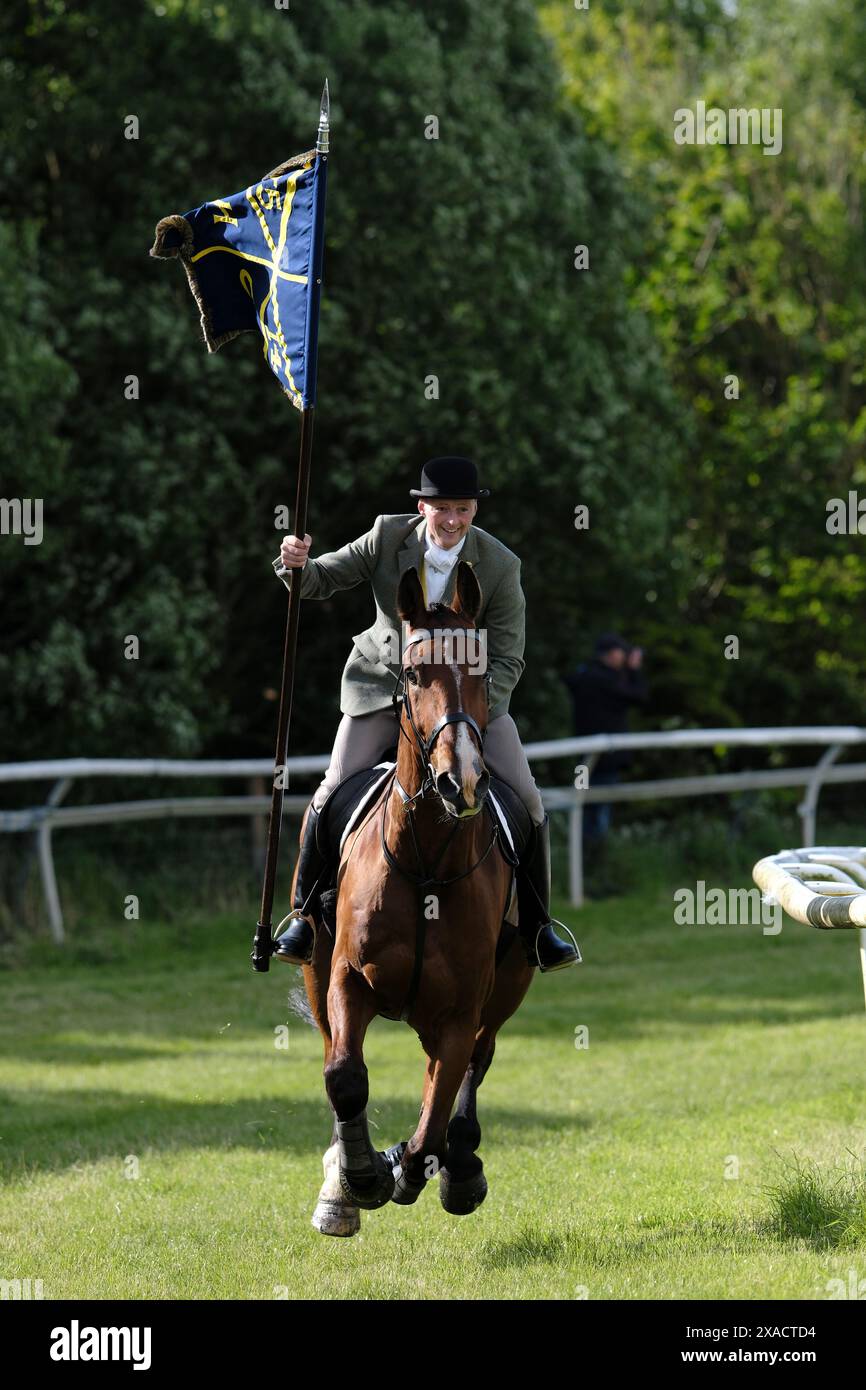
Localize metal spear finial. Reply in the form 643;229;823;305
317;79;330;154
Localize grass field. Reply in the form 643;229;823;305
2;826;866;1301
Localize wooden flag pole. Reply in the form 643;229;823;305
252;83;329;972
251;406;315;971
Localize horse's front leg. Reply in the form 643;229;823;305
446;1034;494;1165
325;958;395;1210
399;1017;482;1214
443;943;532;1212
301;925;362;1236
388;1054;438;1205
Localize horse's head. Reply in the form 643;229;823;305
394;561;491;818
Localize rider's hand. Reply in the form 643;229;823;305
280;534;312;568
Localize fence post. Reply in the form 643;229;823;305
568;750;598;908
249;775;267;875
569;802;584;907
35;778;72;943
33;778;72;939
798;744;842;845
37;823;64;943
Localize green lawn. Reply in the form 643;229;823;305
1;876;865;1300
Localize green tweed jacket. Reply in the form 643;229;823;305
272;513;525;720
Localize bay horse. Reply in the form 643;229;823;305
295;561;534;1236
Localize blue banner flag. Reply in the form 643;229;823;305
150;148;327;409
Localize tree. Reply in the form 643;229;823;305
1;0;683;766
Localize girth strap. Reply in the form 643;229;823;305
401;882;428;1023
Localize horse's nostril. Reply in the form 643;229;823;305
436;771;462;802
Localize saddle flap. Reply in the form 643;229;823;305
318;762;395;859
487;775;533;863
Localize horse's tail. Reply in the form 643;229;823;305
287;983;317;1029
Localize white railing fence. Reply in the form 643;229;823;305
2;727;865;940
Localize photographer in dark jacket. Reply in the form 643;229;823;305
562;634;649;888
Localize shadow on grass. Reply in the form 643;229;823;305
0;1086;592;1184
0;1089;332;1179
0;1039;207;1065
0;992;859;1057
0;959;861;1057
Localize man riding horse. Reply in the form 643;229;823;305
271;455;580;974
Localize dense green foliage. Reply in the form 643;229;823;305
1;0;862;772
544;0;866;728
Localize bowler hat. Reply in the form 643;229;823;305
409;456;490;499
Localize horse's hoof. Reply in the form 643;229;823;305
439;1167;488;1216
339;1152;395;1210
391;1168;427;1205
384;1140;425;1204
311;1198;361;1237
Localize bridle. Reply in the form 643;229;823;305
390;632;489;805
382;631;499;888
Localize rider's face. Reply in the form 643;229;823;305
418;498;478;548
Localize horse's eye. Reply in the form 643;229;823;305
405;667;419;684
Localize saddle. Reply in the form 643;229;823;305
313;753;533;952
316;754;398;860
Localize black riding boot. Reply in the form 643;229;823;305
516;814;581;972
273;805;327;965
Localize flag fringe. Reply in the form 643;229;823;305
149;214;245;353
265;147;317;179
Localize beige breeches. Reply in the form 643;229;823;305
311;708;545;825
